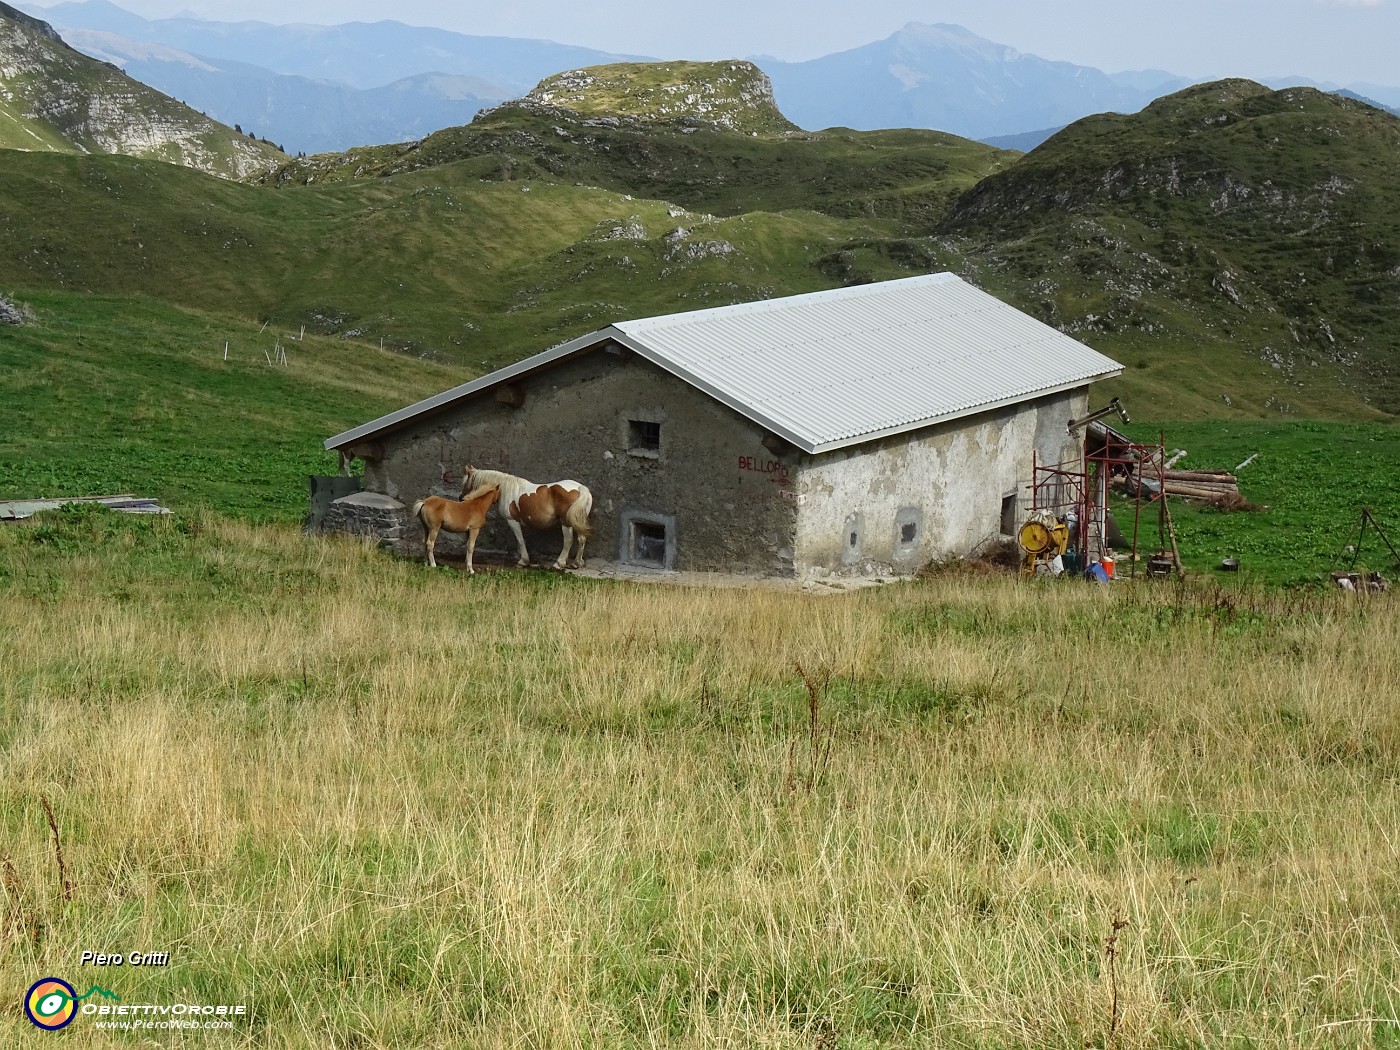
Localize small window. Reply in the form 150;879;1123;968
1000;493;1019;537
631;521;667;566
628;419;661;452
900;522;917;545
849;531;858;548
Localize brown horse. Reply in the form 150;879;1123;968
412;483;500;573
461;466;593;569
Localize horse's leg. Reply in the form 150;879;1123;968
425;523;440;568
554;525;573;570
507;518;531;567
465;526;479;576
572;532;587;570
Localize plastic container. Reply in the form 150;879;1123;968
1102;551;1116;579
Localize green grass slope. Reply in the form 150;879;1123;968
0;145;974;371
0;3;282;179
936;80;1400;417
0;290;465;518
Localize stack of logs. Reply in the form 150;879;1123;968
1161;468;1242;502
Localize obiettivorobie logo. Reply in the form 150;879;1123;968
23;974;247;1032
24;978;120;1030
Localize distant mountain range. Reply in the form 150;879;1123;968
17;0;643;152
761;23;1191;141
14;0;1400;158
58;31;506;154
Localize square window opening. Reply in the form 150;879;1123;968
631;521;668;566
628;419;661;452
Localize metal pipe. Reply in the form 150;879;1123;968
1067;397;1130;433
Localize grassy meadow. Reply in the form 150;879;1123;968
1115;420;1400;586
1;509;1398;1047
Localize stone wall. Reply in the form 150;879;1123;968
320;491;409;553
360;345;801;574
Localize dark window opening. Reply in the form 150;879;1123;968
628;419;661;451
1001;493;1018;537
849;531;858;548
900;522;917;545
632;521;667;566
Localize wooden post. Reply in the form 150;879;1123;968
1163;496;1185;578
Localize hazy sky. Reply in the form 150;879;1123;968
50;0;1400;85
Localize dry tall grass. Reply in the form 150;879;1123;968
2;513;1397;1047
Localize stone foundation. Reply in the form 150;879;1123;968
321;491;409;554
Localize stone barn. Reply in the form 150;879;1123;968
322;273;1123;578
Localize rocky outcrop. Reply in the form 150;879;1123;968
0;1;61;42
497;61;799;135
0;6;281;179
0;293;22;325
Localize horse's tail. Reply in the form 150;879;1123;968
411;499;427;527
565;489;592;537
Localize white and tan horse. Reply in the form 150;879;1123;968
462;466;592;570
412;483;500;573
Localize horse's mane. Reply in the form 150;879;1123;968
461;481;500;503
466;468;518;490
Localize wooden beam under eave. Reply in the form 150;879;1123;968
344;440;384;461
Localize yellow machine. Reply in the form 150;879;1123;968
1018;512;1069;575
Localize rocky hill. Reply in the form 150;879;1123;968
508;61;797;135
937;80;1400;412
256;60;1010;228
0;2;281;178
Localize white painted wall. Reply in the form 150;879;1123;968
793;389;1088;577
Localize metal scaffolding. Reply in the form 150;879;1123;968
1028;423;1182;579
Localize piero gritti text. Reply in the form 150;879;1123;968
81;951;171;967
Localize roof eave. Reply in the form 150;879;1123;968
803;367;1125;454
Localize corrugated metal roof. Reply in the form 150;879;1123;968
613;273;1123;452
327;274;1123;455
0;495;171;521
